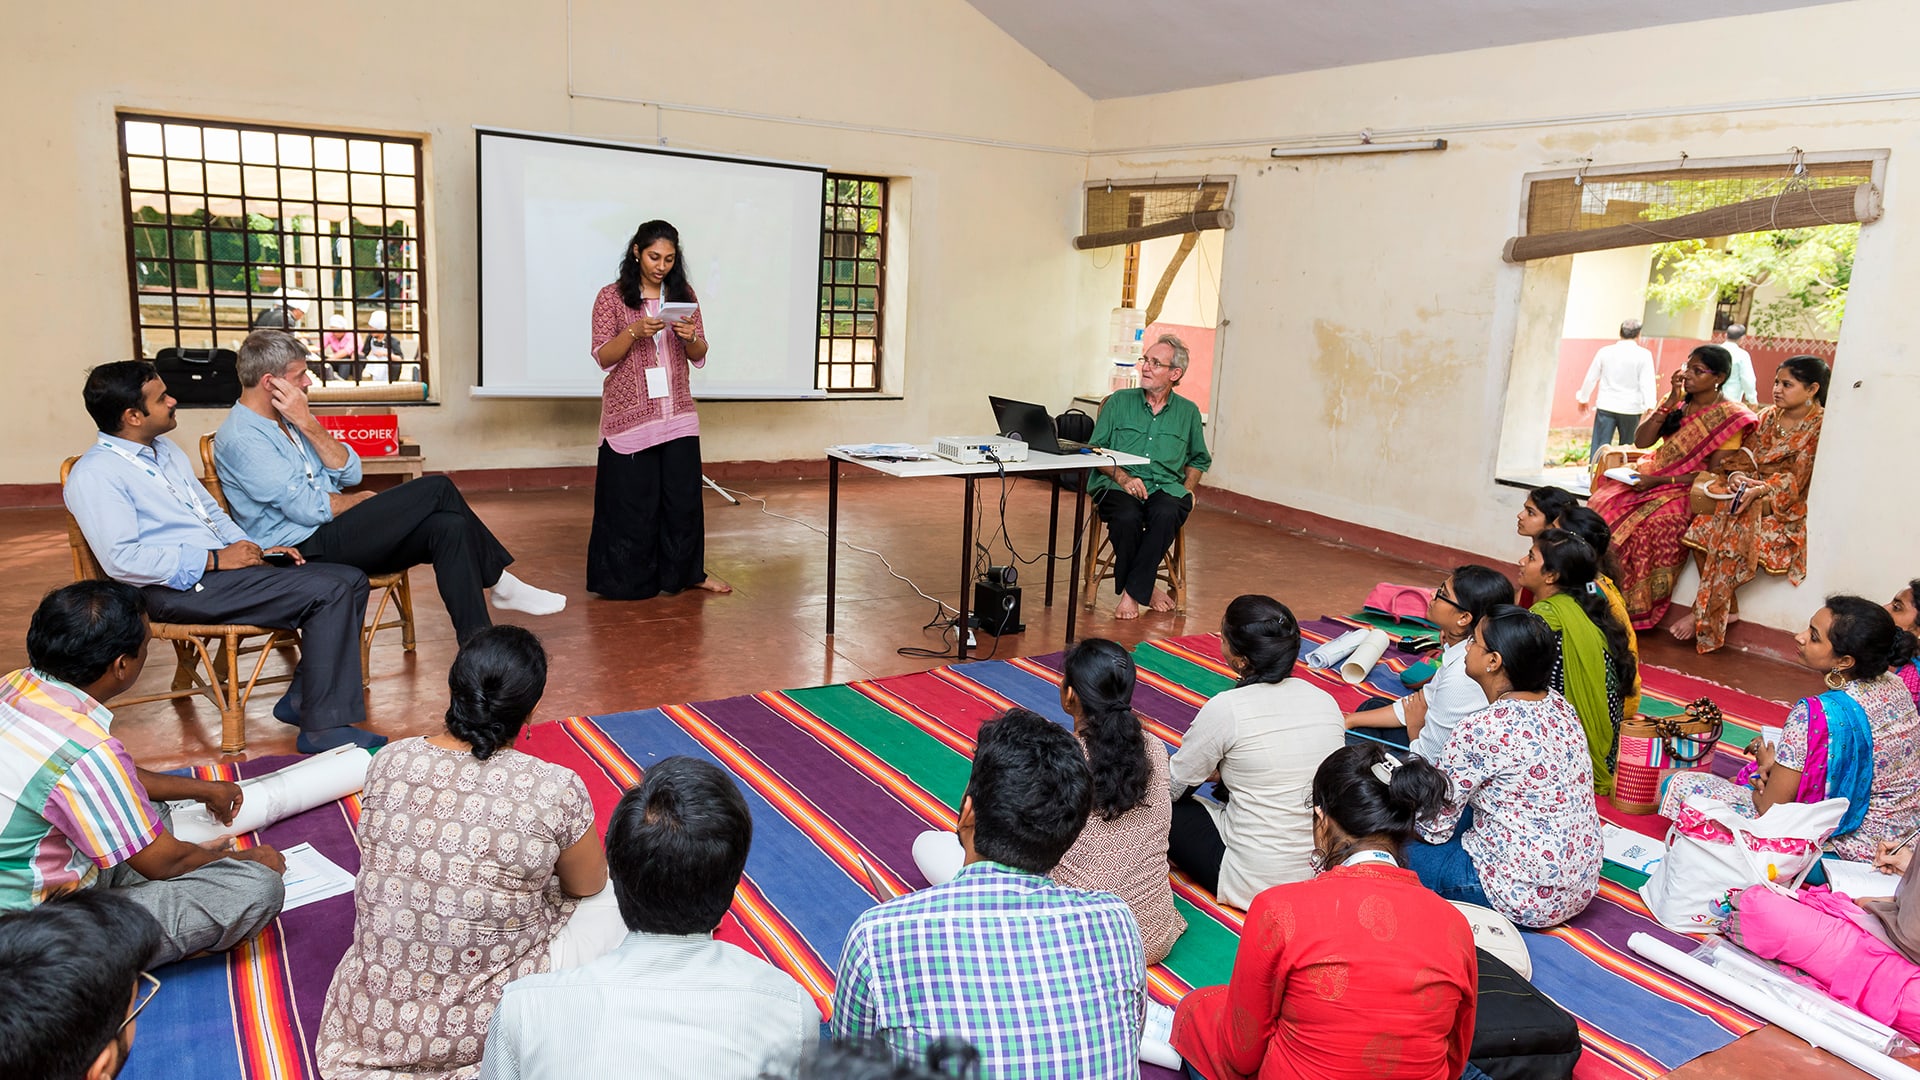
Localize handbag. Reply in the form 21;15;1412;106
1054;407;1094;444
1639;794;1848;934
152;347;242;406
1688;447;1761;516
1612;698;1725;814
1362;582;1437;624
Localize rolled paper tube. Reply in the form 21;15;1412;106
1305;627;1372;670
168;745;374;845
1626;932;1916;1080
1340;630;1392;685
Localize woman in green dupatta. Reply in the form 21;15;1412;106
1520;529;1639;795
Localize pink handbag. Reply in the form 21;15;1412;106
1363;583;1436;623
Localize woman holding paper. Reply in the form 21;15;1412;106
1410;605;1603;928
1676;356;1829;653
1661;596;1920;863
317;627;616;1080
1168;595;1346;908
586;219;731;601
1587;346;1757;630
1520;528;1638;795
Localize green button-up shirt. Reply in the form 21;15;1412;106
1086;388;1211;499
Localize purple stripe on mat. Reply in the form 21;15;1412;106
1021;650;1203;734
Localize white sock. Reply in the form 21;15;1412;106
490;570;567;616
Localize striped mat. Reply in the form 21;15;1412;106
123;626;1792;1080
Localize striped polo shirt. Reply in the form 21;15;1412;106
0;668;161;911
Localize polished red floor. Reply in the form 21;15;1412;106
0;476;1859;1077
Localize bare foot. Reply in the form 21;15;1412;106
1115;594;1142;620
1149;588;1177;613
697;575;733;594
1668;613;1697;642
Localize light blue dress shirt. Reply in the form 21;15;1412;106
213;406;361;549
64;434;250;591
480;931;818;1080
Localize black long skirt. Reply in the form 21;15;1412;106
586;435;708;600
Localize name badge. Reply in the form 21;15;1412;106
645;367;669;399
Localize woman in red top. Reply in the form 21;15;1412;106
1172;744;1482;1080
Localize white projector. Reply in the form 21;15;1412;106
933;436;1029;465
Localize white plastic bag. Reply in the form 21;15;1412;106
1639;795;1848;934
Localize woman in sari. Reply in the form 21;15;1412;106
1674;356;1829;653
1588;346;1757;629
1661;596;1920;862
1519;528;1637;795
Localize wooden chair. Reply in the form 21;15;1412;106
198;434;415;684
1080;512;1189;614
60;457;295;754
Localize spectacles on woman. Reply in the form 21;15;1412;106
120;971;161;1034
1433;587;1460;610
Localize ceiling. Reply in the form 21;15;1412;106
963;0;1851;99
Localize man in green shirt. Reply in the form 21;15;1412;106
1087;334;1211;619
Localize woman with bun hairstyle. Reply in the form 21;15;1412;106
1662;596;1920;862
1520;528;1638;795
1677;355;1830;653
1172;745;1479;1080
1168;596;1346;908
1410;605;1603;929
317;627;616;1080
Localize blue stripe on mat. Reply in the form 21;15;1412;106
1526;932;1738;1066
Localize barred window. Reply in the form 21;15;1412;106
118;114;429;399
818;175;887;392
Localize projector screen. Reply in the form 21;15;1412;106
475;129;827;398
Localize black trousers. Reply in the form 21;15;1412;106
141;563;369;732
1588;409;1639;460
588;435;707;600
1168;794;1227;896
296;475;512;645
1096;488;1192;605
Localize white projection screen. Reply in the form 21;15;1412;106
475;129;827;398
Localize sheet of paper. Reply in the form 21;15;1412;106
278;842;356;912
1822;856;1901;899
644;366;670;398
1603;823;1666;874
657;301;698;324
829;443;936;460
1603;466;1641;485
1758;725;1784;748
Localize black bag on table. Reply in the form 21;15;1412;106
152;347;241;406
1470;947;1581;1080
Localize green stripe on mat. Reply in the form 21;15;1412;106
1344;610;1441;634
782;684;974;807
1160;896;1238;985
1131;644;1236;698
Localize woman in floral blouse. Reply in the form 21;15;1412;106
1409;605;1603;929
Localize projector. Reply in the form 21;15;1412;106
933;436;1029;465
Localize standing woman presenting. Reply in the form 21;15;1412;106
587;220;731;599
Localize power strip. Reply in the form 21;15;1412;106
966;629;976;648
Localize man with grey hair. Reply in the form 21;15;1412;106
1720;324;1758;408
1086;333;1210;619
214;331;566;650
1575;318;1657;461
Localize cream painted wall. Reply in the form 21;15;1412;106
0;0;1102;485
1563;247;1653;339
1088;0;1920;637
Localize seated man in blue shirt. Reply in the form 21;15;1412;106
482;756;816;1080
65;361;381;752
1088;333;1210;620
215;330;564;646
831;708;1147;1079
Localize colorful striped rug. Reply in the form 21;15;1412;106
124;626;1793;1080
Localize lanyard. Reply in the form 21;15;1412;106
278;423;315;481
1342;849;1399;869
95;439;223;538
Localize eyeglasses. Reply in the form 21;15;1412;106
1433;587;1461;610
120;972;161;1034
1136;356;1175;371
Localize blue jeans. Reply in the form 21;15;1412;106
1588;409;1638;460
1406;808;1495;908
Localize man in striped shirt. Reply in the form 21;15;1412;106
0;581;285;964
831;708;1147;1079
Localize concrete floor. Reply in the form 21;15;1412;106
0;474;1866;1078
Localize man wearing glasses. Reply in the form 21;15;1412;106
0;889;163;1079
0;581;286;963
1087;333;1211;619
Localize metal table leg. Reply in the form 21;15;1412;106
825;456;839;637
958;476;975;660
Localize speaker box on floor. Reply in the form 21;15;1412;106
972;580;1024;635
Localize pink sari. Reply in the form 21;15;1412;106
1588;401;1756;629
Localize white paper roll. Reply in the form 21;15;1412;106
1304;627;1373;670
1626;932;1916;1080
1340;629;1392;685
168;745;374;845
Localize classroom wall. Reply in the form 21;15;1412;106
0;0;1101;486
1088;0;1920;636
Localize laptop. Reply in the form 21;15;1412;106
989;395;1086;455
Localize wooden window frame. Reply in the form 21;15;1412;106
817;173;887;392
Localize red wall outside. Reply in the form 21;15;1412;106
1150;321;1216;412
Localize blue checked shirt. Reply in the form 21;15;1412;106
831;861;1147;1079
